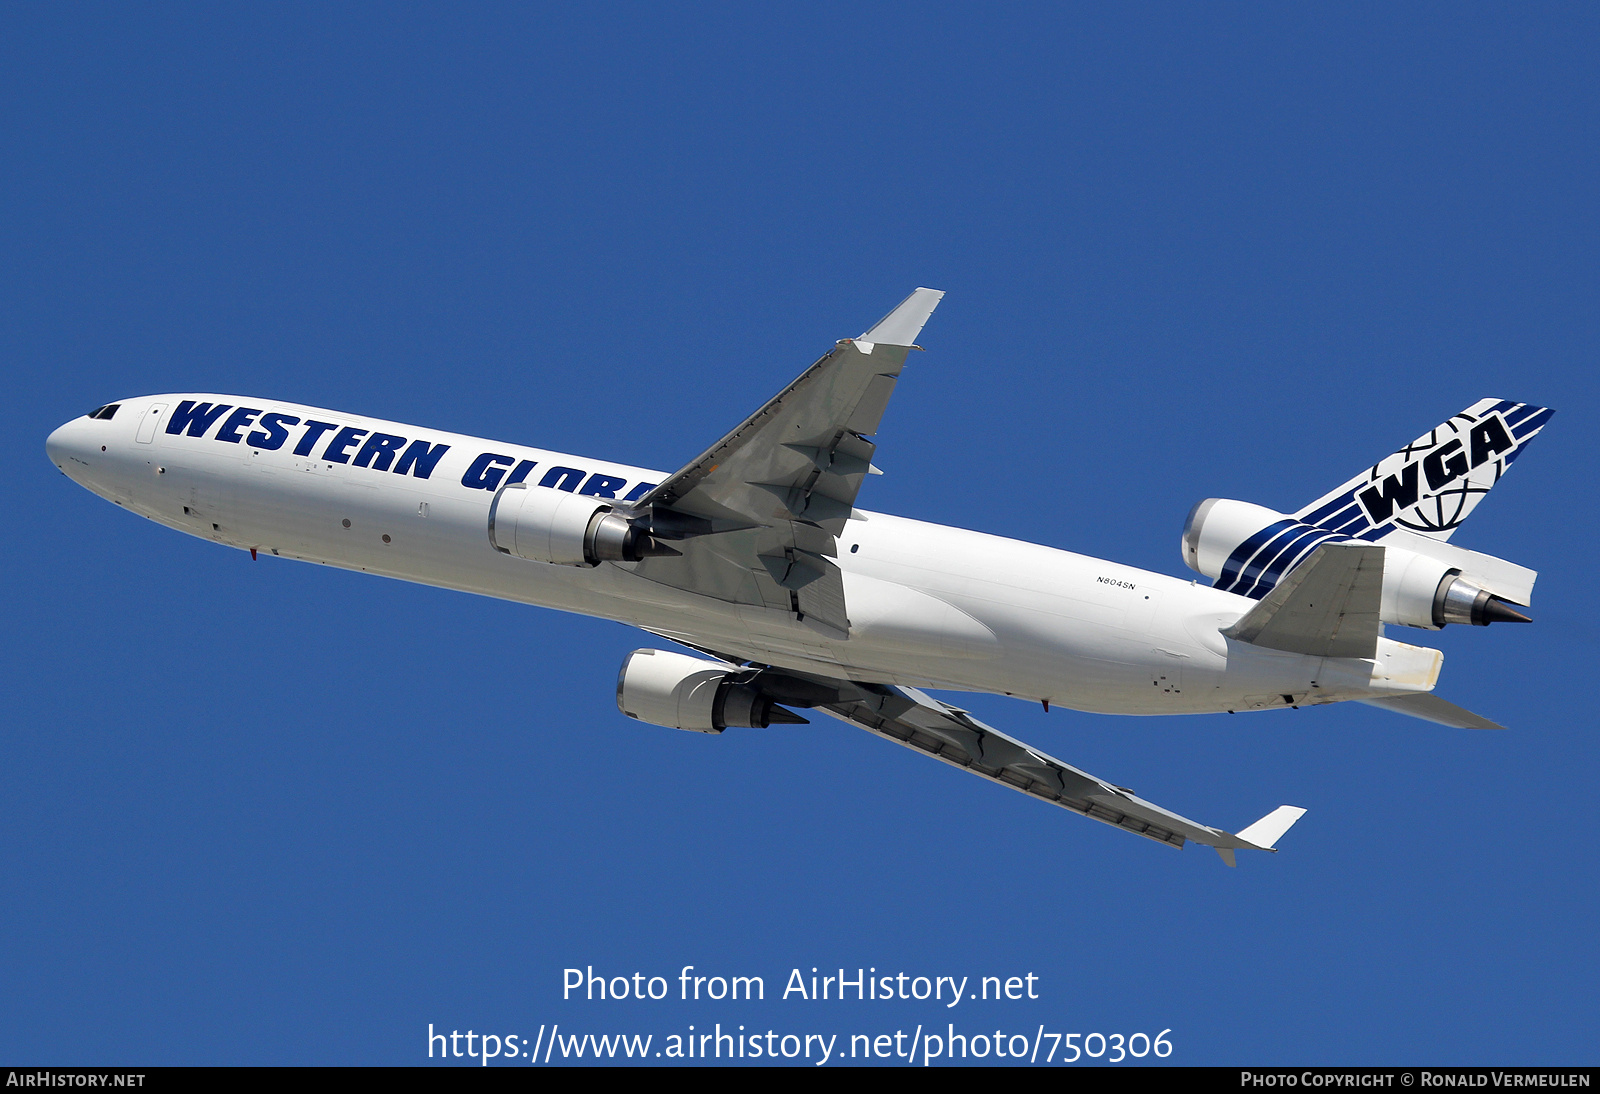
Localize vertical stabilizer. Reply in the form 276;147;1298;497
1296;399;1551;544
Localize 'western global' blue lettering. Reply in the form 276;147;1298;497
459;453;643;498
354;432;408;471
293;421;339;456
247;412;300;451
579;474;627;499
393;439;450;479
159;401;449;480
323;426;370;464
215;406;263;444
463;452;516;491
540;466;585;492
166;400;234;437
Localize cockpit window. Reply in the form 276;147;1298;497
87;404;121;420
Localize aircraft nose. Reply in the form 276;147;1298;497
46;417;91;476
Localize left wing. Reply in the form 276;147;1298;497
624;289;945;636
736;662;1305;865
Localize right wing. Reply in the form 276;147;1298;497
742;664;1305;865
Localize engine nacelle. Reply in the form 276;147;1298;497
1182;498;1529;629
615;649;807;733
1181;499;1286;581
488;482;670;567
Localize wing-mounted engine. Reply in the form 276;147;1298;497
615;649;809;733
488;482;679;567
1182;498;1531;629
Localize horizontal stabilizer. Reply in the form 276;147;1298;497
1360;693;1504;730
860;287;944;347
1223;543;1384;659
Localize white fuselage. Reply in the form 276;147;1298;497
47;394;1443;717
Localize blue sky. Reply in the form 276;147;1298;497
3;4;1595;1066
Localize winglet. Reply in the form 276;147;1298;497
861;287;945;347
1235;805;1308;851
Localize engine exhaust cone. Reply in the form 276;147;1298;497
1479;596;1532;625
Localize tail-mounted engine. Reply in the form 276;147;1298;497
488;482;678;567
1182;498;1531;629
615;649;809;733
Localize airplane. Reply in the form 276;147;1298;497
45;289;1552;864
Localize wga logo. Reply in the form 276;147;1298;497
1356;413;1516;533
